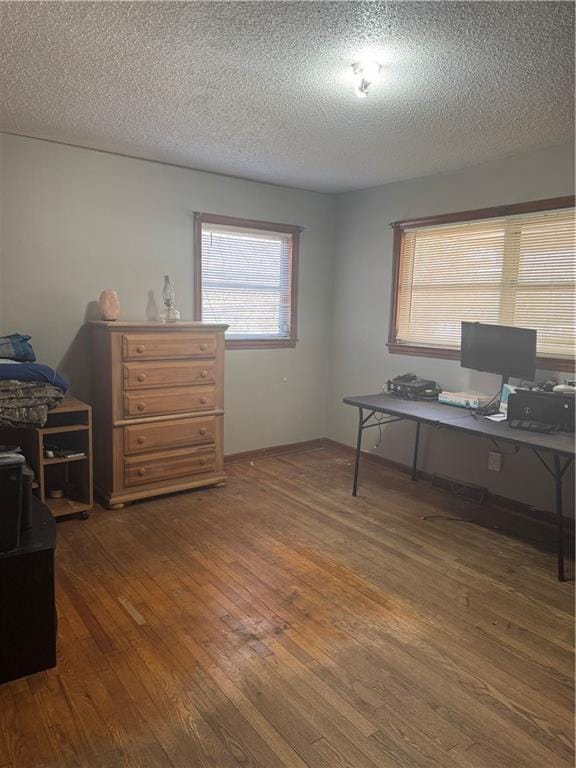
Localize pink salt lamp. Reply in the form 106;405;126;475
98;289;120;321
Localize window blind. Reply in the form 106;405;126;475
200;223;294;340
394;207;575;361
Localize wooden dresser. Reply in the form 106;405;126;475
90;321;227;508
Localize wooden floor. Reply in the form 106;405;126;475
1;445;574;768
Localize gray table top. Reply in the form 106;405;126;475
343;393;575;458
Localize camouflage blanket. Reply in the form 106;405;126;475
0;380;65;427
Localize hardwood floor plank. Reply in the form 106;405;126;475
131;469;574;765
230;460;574;678
2;446;573;768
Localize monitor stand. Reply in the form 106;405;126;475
476;374;509;416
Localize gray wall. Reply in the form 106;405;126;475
0;135;335;454
1;133;573;512
328;142;575;512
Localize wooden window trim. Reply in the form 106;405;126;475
388;196;576;373
194;213;300;350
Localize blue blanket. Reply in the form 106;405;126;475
0;363;68;392
0;333;36;362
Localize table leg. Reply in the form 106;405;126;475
553;454;565;582
412;421;421;481
352;408;364;497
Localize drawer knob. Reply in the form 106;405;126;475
137;468;147;477
200;369;208;378
200;397;207;405
199;457;207;465
137;436;146;445
199;427;207;436
200;343;208;351
136;344;146;353
137;373;147;382
137;402;146;412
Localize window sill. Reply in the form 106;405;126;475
225;338;297;350
387;342;574;373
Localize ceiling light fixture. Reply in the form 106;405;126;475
352;61;381;98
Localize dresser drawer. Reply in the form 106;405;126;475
123;361;216;390
122;333;217;361
123;387;216;418
125;448;216;488
124;416;217;454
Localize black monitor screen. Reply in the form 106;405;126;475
461;322;536;380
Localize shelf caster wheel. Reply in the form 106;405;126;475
80;510;90;520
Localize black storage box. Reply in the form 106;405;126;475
508;390;575;432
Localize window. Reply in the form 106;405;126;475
389;197;575;371
194;213;300;349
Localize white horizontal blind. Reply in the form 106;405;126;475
201;223;294;339
395;207;575;360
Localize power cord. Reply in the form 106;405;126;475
473;387;504;417
489;439;520;456
373;413;388;448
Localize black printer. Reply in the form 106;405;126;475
508;389;575;434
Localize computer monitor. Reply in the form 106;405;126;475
460;322;536;382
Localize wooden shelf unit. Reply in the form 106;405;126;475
37;397;93;519
0;396;93;520
43;454;88;466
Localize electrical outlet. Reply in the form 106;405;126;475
488;451;502;472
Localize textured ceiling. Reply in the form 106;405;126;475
0;1;573;193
